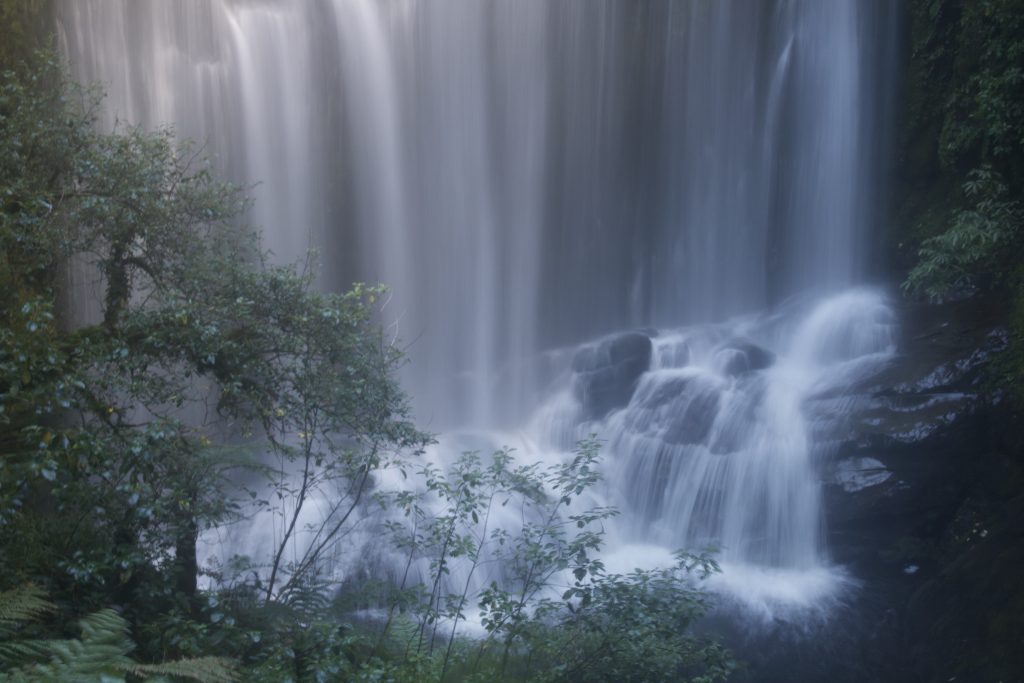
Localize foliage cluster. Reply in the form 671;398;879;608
269;442;731;683
0;52;422;679
0;1;50;70
0;585;234;683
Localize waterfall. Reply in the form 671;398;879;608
57;0;899;614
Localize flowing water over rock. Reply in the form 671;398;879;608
527;289;898;617
57;0;900;619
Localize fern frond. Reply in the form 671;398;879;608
387;614;420;651
0;607;132;681
77;609;134;652
0;587;53;628
0;592;236;683
0;639;63;670
278;575;331;616
128;656;237;683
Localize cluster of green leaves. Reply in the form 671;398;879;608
901;0;1024;281
929;0;1024;170
0;1;49;70
476;439;616;664
904;166;1022;296
365;440;731;683
526;553;732;683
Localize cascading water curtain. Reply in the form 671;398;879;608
58;0;897;429
59;0;899;615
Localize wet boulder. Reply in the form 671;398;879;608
820;297;1011;582
714;340;776;376
707;379;764;454
830;456;894;493
664;383;721;445
624;373;723;447
572;331;653;420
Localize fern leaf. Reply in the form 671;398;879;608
0;587;54;627
278;575;331;616
0;639;64;669
0;607;133;681
388;614;420;650
128;657;237;683
0;591;236;683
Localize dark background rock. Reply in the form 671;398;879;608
708;296;1022;683
664;384;721;445
571;330;653;420
716;340;776;376
814;296;1024;683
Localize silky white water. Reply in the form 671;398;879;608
522;288;897;616
57;0;899;616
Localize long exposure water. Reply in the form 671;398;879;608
57;0;900;618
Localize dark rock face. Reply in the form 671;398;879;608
821;297;1010;534
715;340;776;376
664;393;720;445
813;296;1024;683
903;490;1024;683
717;297;1021;683
571;331;653;420
625;374;723;446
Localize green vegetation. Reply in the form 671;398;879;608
896;6;1024;681
0;1;50;69
900;0;1024;394
0;52;730;682
0;586;234;683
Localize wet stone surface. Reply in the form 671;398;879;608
571;330;653;420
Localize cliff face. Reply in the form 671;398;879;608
873;2;1024;675
824;297;1009;564
823;296;1024;682
718;295;1022;683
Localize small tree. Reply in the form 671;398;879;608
0;52;426;658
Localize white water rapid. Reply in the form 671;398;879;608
57;0;900;617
